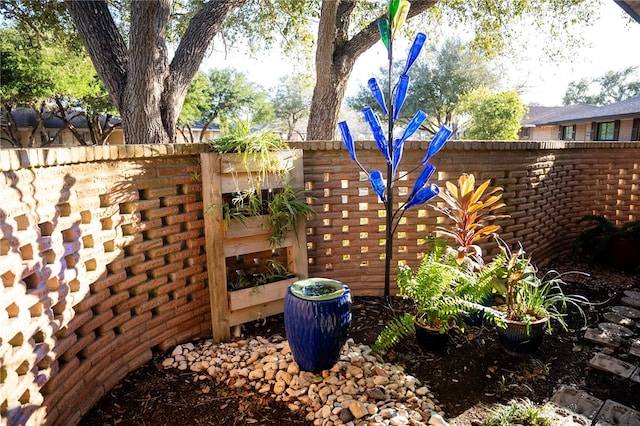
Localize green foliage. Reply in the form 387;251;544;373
563;67;640;106
371;313;416;353
435;0;596;61
267;184;315;246
271;73;313;140
485;399;551;426
0;27;55;103
488;237;589;332
373;239;502;352
573;215;640;263
221;0;317;62
432;174;509;265
459;89;528;140
348;38;498;134
221;183;314;247
180;68;275;143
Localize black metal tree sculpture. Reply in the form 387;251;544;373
338;0;453;297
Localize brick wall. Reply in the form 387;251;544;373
1;140;639;425
0;145;210;426
292;140;640;295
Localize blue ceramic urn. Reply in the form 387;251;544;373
284;278;352;372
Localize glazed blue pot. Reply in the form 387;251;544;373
497;317;548;356
284;278;352;372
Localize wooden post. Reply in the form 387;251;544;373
200;152;230;342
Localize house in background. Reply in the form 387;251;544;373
1;108;221;147
520;95;640;142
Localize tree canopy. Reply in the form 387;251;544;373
0;25;115;147
271;73;313;140
563;66;640;106
347;38;498;136
178;68;274;143
459;89;527;140
1;0;597;144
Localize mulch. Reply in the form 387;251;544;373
80;255;639;426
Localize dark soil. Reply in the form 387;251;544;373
80;256;639;426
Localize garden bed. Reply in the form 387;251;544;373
79;256;639;425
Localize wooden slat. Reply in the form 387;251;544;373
225;215;270;240
286;153;309;280
221;172;288;194
220;150;297;174
223;234;292;257
228;299;286;327
228;278;296;311
201;152;230;343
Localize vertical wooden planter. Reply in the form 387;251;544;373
201;149;308;342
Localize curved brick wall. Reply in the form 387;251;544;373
293;140;640;294
1;140;639;425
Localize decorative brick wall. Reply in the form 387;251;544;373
0;145;210;426
292;140;640;295
1;140;639;425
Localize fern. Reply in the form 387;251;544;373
372;313;416;353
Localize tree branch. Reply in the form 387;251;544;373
64;0;128;111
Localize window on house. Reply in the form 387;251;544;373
597;121;616;141
561;125;575;141
521;128;530;138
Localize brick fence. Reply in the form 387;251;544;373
1;140;639;425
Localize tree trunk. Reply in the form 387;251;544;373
1;105;24;147
307;0;437;141
65;0;245;144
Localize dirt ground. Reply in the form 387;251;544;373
80;256;639;426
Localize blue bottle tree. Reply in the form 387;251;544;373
338;0;452;297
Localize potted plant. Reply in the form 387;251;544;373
372;239;502;352
488;237;589;356
431;173;510;325
432;173;509;267
573;214;640;271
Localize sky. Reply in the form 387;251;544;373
202;1;640;107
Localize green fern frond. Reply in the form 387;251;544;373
372;313;416;353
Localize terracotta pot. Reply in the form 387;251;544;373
284;278;352;372
497;317;548;356
415;323;449;352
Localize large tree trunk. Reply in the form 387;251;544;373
307;0;437;141
65;0;245;144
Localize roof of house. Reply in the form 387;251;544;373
615;0;640;24
1;108;121;129
522;104;599;127
524;96;640;126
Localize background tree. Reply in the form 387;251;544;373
348;38;498;136
307;0;595;141
0;26;52;147
178;68;274;143
459;89;527;140
271;73;313;140
0;25;118;147
563;66;640;106
61;0;247;144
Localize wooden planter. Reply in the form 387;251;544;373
201;150;308;342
